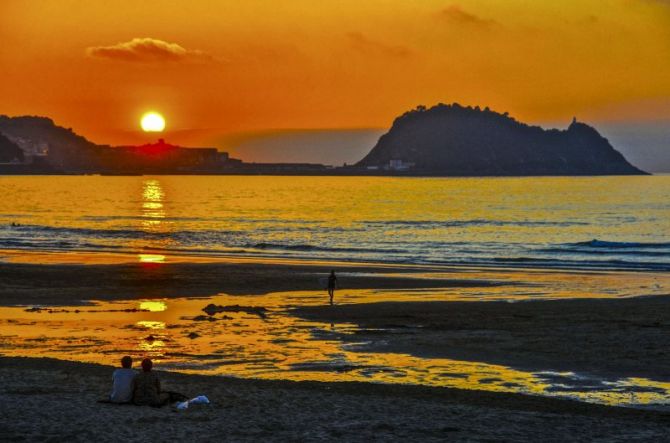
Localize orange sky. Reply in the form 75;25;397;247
1;0;669;146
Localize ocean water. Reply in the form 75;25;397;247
0;175;669;270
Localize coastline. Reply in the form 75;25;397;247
0;253;507;306
1;248;668;306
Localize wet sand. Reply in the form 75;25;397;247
0;260;501;306
294;296;670;382
1;357;669;442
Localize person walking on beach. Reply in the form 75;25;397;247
327;270;337;305
109;355;136;403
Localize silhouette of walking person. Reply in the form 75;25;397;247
327;270;337;305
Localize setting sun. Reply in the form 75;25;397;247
140;112;166;132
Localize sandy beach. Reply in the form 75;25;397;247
1;257;670;440
1;357;669;442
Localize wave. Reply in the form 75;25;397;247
361;219;589;228
489;256;670;272
2;222;669;273
541;248;670;258
2;224;240;241
571;239;670;249
248;242;405;254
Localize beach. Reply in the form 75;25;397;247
1;256;670;441
0;256;500;306
2;357;669;442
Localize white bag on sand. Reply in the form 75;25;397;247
175;395;210;411
176;401;189;410
189;395;210;405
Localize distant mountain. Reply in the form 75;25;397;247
0;115;103;170
0;132;24;163
356;104;647;175
0;115;231;174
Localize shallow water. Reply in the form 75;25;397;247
2;286;670;410
1;175;669;271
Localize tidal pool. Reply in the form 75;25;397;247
1;287;669;410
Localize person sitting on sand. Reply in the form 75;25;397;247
132;358;170;407
109;355;136;403
327;270;337;306
130;358;188;407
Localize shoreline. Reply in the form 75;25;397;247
2;246;669;273
0;248;668;307
0;258;510;307
1;356;669;442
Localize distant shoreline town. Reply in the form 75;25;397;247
0;104;647;176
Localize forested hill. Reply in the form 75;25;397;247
357;104;647;175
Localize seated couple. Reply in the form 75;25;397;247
110;356;186;406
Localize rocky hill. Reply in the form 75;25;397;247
0;116;105;171
0;132;24;163
356;104;647;175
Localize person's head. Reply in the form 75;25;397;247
141;358;153;372
330;269;335;276
121;355;133;369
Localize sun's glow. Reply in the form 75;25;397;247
140;112;165;132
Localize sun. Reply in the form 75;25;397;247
140;112;166;132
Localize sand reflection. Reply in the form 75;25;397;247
0;289;669;410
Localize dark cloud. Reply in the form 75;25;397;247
440;5;498;28
347;32;412;58
86;37;216;63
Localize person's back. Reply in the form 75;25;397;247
110;356;136;403
132;371;161;406
132;358;166;406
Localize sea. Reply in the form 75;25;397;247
0;175;668;270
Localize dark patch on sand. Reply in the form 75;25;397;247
293;296;670;382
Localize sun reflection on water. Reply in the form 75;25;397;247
139;339;166;352
135;320;166;329
139;301;167;312
138;254;166;264
141;179;165;231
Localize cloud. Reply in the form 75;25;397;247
440;5;498;28
346;32;412;58
86;37;216;63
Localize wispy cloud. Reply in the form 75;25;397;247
439;5;498;28
346;32;412;58
86;37;217;63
